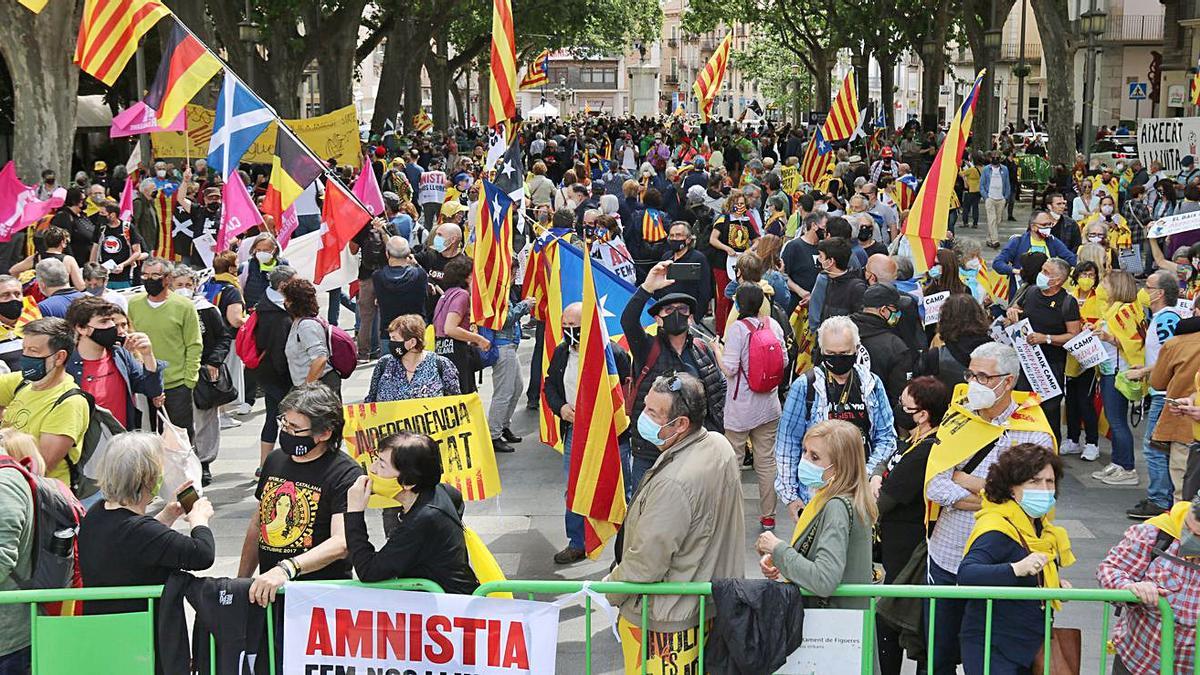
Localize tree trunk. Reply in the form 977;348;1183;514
962;0;1016;152
851;50;869;113
477;66;489;127
450;74;466;126
206;0;307;118
877;53;896;131
0;0;78;183
792;77;805;125
403;55;427;130
811;49;832;113
370;17;418;134
306;0;368;114
429;33;450;130
920;0;954;130
1030;0;1076;166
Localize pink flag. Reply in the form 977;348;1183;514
276;203;300;250
0;162;66;242
118;176;135;222
110;100;185;138
217;177;264;253
350;159;385;217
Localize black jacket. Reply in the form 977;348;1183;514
1052;214;1082;253
851;311;914;401
919;333;992;390
895;292;928;351
706;578;805;675
820;272;868;323
197;304;231;367
621;287;726;460
544;341;632;435
158;573;265;675
345;484;479;595
252;296;293;389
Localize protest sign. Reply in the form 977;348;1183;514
1145;210;1200;241
989;317;1013;346
1137;117;1200;174
1178;297;1194;315
780;164;800;195
343;393;502;506
152;104;362;167
1064;329;1107;370
779;609;869;674
1007;319;1062;401
283;584;559;675
922;291;950;326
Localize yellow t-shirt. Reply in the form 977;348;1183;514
960;165;982;192
0;372;89;485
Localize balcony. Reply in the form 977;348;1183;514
665;73;679;85
996;43;1042;62
700;38;718;52
1102;14;1164;43
667;37;677;48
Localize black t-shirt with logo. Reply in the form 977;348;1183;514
97;223;146;283
1018;287;1081;366
825;370;871;458
714;214;759;269
783;238;821;293
254;447;363;580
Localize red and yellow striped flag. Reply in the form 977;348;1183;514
692;33;732;122
539;242;564;450
567;240;629;557
470;181;515;330
412;109;433;133
821;71;861;142
75;0;171;86
977;255;1010;303
487;0;517;126
1191;61;1200;105
519;49;551;90
903;69;986;273
800;129;834;185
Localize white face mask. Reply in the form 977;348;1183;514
965;379;1002;411
174;288;193;299
1050;210;1062;221
156;170;167;179
1088;234;1104;243
965;259;981;271
255;251;274;264
1101;205;1114;216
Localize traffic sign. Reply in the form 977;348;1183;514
1129;82;1148;101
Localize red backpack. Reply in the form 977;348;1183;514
302;317;358;379
736;317;785;396
235;309;263;369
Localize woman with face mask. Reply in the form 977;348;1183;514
1082;195;1131;253
1061;261;1103;461
366;314;460;404
172;265;232;483
958;443;1073;675
239;232;287;310
1091;271;1146;487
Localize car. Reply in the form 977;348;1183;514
1089;135;1138;169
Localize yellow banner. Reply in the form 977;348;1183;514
780;164;800;195
151;104;362;168
342;393;502;508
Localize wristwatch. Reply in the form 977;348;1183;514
1045;334;1052;345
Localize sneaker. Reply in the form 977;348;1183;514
1102;468;1139;486
553;546;586;565
741;451;754;470
1091;463;1120;480
1081;443;1100;461
760;516;775;531
501;428;523;443
219;414;242;430
492;438;515;453
1126;499;1168;520
201;463;213;487
234;402;254;416
1060;439;1081;456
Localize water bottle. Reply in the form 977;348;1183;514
50;528;76;557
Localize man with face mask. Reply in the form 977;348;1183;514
91;203;147;289
992;210;1077;300
417;222;467;321
623;262;727;489
850;283;913;401
64;296;162;431
0;274;37;371
775;316;896;517
0;318;91;487
1044;192;1081;252
544;302;632;564
922;341;1054;673
131;178;161;257
979;153;1011;248
1098;492;1200;675
655;222;711;316
781;212;826;312
151;161;178;197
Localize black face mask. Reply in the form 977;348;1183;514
205;202;220;213
893;402;916;431
661;311;690;336
388;339;415;359
143;278;165;296
0;299;22;321
279;430;317;457
89;325;121;349
563;326;581;346
823;353;856;376
668;239;687;253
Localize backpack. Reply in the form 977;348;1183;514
475;326;501;368
12;383;121;498
0;455;85;591
234;309;263;369
735;318;785;396
302;317;357;379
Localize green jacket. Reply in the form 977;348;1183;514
0;468;34;656
772;495;874;610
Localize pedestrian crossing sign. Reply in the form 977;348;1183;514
1129;82;1148;101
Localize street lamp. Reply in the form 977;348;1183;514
1081;4;1108;163
552;78;575;117
920;38;940;130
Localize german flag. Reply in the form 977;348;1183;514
75;0;171;86
143;20;221;126
262;127;324;230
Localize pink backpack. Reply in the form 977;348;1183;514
736;317;785;396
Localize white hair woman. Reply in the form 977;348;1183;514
78;431;214;615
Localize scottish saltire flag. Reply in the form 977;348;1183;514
206;73;274;178
557;241;653;341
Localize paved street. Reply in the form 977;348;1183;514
193;199;1140;673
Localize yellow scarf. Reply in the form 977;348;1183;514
214;271;242;294
964;497;1075;609
1146;501;1192;541
1102;301;1146;368
924;385;1055;525
790;487;830;545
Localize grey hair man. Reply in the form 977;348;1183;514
373;236;428;358
34;259;85;319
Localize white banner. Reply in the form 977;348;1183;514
1064;329;1107;371
1137;117;1200;175
922;291;950;327
283;584;560;675
990;316;1013;346
1146;210;1200;241
1007;319;1063;401
1178;298;1195;315
779;609;868;673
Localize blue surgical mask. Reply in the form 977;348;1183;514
928;265;942;280
1018;488;1056;518
796;458;829;490
19;354;49;382
432;235;447;252
1036;272;1051;290
636;411;676;447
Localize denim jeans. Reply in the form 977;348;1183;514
1142;394;1174;508
0;646;29;675
326;289;356;324
926;560;964;675
1100;374;1134;470
561;425;585;550
961;192;981;227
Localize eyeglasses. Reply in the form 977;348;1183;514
141;273;164;281
659;304;691;317
963;370;1008;385
276;415;312;435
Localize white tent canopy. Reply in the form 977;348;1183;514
526;102;560;119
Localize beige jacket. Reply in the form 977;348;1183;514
608;428;745;632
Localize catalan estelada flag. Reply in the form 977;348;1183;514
538;240;564;450
640;207;668;243
143;20;221;126
263;126;324;230
75;0;171;86
800;128;834;185
470;181;515;330
890;173;919;211
487;0;517;126
519;49;550;90
692;33;732;122
567;243;629;558
903;69;986;273
412;109;433;133
822;71;861;142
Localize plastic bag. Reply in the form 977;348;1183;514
157;411;201;501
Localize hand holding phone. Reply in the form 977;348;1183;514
177;485;199;514
666;262;702;281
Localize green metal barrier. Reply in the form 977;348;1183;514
472;580;1184;675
